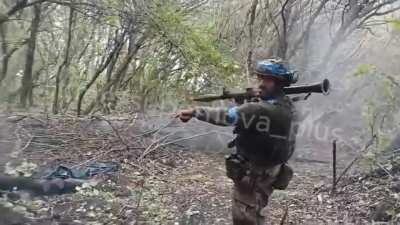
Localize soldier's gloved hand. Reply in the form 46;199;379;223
177;109;195;123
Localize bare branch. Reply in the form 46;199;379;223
246;0;259;75
287;0;328;59
278;0;291;59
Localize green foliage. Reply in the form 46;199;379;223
105;0;120;8
353;64;376;77
106;15;120;27
119;0;242;112
386;19;400;31
149;0;240;85
357;65;400;169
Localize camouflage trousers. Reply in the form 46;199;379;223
231;164;282;225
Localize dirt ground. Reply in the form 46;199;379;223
0;113;398;225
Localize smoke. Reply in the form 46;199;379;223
287;9;400;156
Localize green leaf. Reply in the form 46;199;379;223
106;15;119;26
353;64;376;77
386;19;400;31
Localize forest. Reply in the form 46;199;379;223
0;0;400;224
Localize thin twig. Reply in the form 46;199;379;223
375;162;394;179
279;205;289;225
92;115;129;148
139;131;215;160
138;131;214;161
72;147;121;168
131;117;177;138
152;117;177;137
157;131;216;148
138;133;176;161
335;135;377;186
19;135;34;152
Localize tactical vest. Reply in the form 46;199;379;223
232;96;297;167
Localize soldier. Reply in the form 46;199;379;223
178;59;298;225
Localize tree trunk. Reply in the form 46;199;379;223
52;7;74;114
0;23;8;84
20;4;41;108
246;0;258;76
77;32;126;116
277;0;292;60
82;33;147;115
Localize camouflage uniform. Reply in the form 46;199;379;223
193;92;297;225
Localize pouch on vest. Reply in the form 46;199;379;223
272;164;293;190
225;154;246;182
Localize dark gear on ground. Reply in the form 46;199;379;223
0;162;120;198
0;175;85;197
45;162;120;180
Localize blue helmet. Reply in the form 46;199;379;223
254;59;297;86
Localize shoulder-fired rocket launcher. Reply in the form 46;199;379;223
193;79;330;103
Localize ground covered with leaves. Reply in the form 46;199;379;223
0;114;399;225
